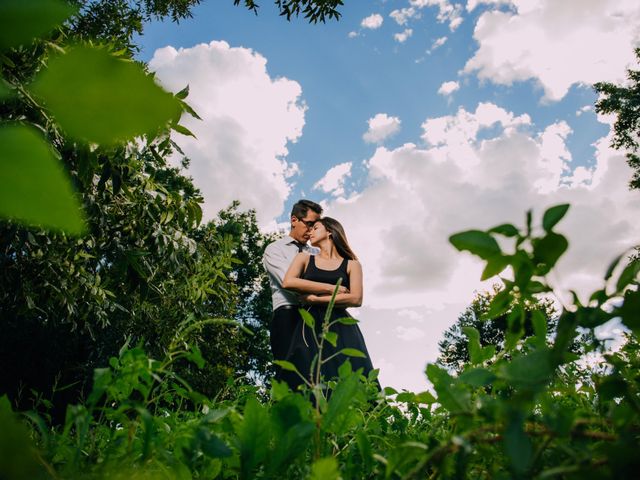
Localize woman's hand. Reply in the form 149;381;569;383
301;294;320;304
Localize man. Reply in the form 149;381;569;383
262;199;345;384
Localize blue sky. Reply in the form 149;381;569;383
138;0;640;391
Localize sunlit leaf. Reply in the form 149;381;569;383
542;204;570;232
340;348;366;358
299;308;315;329
324;331;338;347
0;0;76;50
172;123;197;138
335;316;359;325
0;124;85;234
450;230;501;260
273;360;300;373
30;46;180;144
310;457;339;480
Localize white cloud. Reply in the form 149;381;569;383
426;36;448;56
390;7;418;25
396;325;426;341
313;162;352;197
576;105;593;117
321;101;640;339
363;113;402;144
438;80;460;95
149;41;305;226
410;0;464;31
347;31;358;38
463;0;640;101
361;13;384;30
394;28;414;43
466;0;512;12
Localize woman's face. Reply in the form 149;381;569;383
309;221;330;246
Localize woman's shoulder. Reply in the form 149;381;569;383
346;258;361;271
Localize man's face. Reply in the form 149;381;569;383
291;210;320;243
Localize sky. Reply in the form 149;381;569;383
138;0;640;392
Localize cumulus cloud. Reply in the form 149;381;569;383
361;13;384;30
463;0;640;101
313;162;352;197
390;7;418;25
466;0;512;11
394;28;414;43
410;0;464;31
149;41;305;226
363;113;402;144
576;105;593;117
427;36;448;54
322;102;640;316
438;80;460;95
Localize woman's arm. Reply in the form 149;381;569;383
302;260;363;307
282;253;348;295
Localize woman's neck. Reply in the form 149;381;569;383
316;241;340;259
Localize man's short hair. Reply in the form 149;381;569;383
291;199;323;219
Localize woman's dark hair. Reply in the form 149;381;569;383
318;217;358;261
291;199;323;219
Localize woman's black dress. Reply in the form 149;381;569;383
282;255;375;390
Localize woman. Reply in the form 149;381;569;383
282;217;375;389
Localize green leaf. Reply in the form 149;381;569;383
175;85;190;99
481;254;510;280
309;457;340;480
273;360;300;374
462;326;482;365
0;0;77;50
605;253;625;281
483;289;512;320
616;289;640;336
324;331;338;348
413;391;437;404
340;348;366;358
172;123;197;138
459;368;496;387
500;349;554;390
300;309;315;329
533;232;569;275
237;397;270;478
489;223;519;237
426;364;470;414
0;78;11;100
531;309;547;345
576;306;612;329
30;46;180;144
449;230;501;260
199;430;232;458
542;204;570;232
335;316;359;325
616;259;640;293
323;373;366;435
0;124;85;234
504;415;532;474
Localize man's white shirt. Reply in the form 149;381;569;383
263;235;319;311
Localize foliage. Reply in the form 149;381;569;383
0;0;272;413
235;0;344;23
595;47;640;190
438;288;557;374
1;203;639;479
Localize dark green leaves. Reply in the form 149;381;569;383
0;124;85;234
542;204;570;232
450;230;501;259
533;232;569;275
0;0;77;50
30;46;180;144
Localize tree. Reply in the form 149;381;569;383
438;288;557;374
594;47;640;190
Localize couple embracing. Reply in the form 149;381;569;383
263;200;375;391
